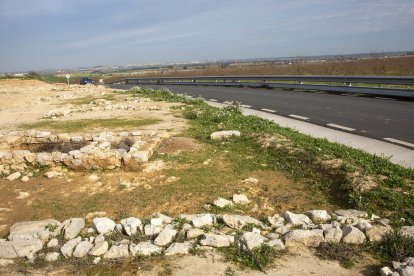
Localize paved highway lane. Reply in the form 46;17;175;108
109;84;414;148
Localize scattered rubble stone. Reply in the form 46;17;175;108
341;226;366;244
6;172;21;181
210;131;241;140
89;241;109;256
191;214;213;228
103;244;129;259
130;242;162;256
154;226;177;246
121;217;142;236
284;229;324;247
73;241;93;258
401;226;414;238
242;232;267;250
61;237;81;258
44;170;62;179
186;228;204;240
284;211;312;227
165;242;192;256
242;177;259;185
47;238;59;248
200;234;234;247
306;210;331;222
0;208;411;271
63;218;85;240
213;197;233;208
233;194;250;204
93;217;116;234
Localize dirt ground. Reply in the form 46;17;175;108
0;79;380;275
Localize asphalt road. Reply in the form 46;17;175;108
109;84;414;149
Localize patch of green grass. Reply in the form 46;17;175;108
219;243;277;271
66;94;116;105
315;242;362;269
40;74;66;83
367;230;414;261
45;223;58;232
18;118;161;133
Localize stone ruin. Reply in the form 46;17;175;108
0;130;169;176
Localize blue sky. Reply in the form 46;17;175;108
1;0;413;72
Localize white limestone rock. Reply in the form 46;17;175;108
186;229;204;240
61;237;82;258
401;226;414;238
192;214;213;228
144;224;163;236
0;239;43;258
47;238;59;248
366;225;392;241
89;241;109;256
305;210;331;222
93;217;116;234
154;227;177;246
200;234;234;248
150;217;163;227
341;226;366;244
284;211;312;227
267;214;285;228
210;131;240;140
266;239;286;250
63;218;85;240
323;226;343;243
73;241;93;257
284;229;324;248
232;194;250;204
8;219;61;241
6;172;21;181
165;242;192;256
222;214;264;230
241;232;267;250
120;217;142;236
103;244;129;259
130;242;162;256
213;197;233;208
334;209;368;218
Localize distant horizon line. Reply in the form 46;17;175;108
2;50;413;74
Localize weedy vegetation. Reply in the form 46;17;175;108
315;242;362;268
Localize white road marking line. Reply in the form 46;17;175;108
209;99;218;102
223;101;233;105
261;108;276;113
383;138;414;148
288;114;309;120
240;104;252;108
375;97;396;101
326;123;356;131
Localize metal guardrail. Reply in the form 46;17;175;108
106;75;414;98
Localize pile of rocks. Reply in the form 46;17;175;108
43;97;164;119
0;130;169;177
1;207;413;267
380;258;414;276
